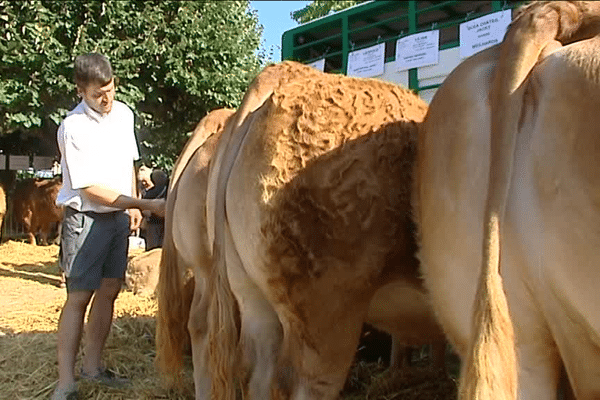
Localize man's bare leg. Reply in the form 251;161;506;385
81;278;122;375
56;290;93;391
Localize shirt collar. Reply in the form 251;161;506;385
81;99;108;123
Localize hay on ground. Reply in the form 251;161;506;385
0;241;193;399
0;240;458;399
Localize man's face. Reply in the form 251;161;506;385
78;78;115;116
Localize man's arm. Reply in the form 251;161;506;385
129;165;143;230
81;185;165;216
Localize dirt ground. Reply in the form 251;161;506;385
0;240;457;400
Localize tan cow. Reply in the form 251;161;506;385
203;61;440;400
156;97;446;400
416;1;600;399
155;107;236;393
157;62;330;399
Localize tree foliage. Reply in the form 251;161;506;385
291;0;367;24
0;0;264;170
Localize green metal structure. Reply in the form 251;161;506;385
282;1;521;93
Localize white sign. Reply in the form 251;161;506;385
347;43;385;78
33;156;53;170
307;58;325;72
395;30;439;71
9;155;30;171
460;10;512;59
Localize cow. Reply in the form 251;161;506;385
366;280;446;371
156;102;448;399
202;61;442;400
156;107;237;392
12;176;63;245
157;63;330;398
416;1;600;399
156;62;448;399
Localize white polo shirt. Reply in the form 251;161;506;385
56;99;139;213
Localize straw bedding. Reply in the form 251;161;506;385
0;241;193;399
0;240;456;399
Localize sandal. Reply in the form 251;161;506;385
80;368;130;388
50;383;77;400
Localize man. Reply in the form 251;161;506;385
51;53;164;400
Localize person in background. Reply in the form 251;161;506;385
52;159;62;177
51;53;164;400
141;168;168;250
136;164;153;196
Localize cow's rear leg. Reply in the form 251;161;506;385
39;223;51;245
275;298;369;400
514;339;561;400
502;282;561;400
430;342;447;370
493;289;560;398
188;276;211;399
390;341;446;371
548;305;600;399
225;229;282;399
239;292;282;399
21;210;36;245
390;339;412;370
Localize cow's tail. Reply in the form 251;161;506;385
155;109;235;389
155;183;192;389
459;2;600;399
206;115;248;400
207;235;240;400
206;114;255;399
459;213;516;400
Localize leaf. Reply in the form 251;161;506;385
0;0;264;170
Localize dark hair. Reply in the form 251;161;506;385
74;53;113;88
150;169;169;187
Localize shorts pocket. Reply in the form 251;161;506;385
60;210;86;277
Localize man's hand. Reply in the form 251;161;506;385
146;198;166;218
129;208;143;231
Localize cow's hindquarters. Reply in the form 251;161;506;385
507;38;600;399
416;47;498;357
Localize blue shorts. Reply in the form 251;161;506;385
59;207;129;292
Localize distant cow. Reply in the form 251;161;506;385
13;176;63;245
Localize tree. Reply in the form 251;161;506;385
0;0;264;170
291;0;367;24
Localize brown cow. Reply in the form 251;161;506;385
204;61;437;399
156;100;446;399
12;176;63;245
